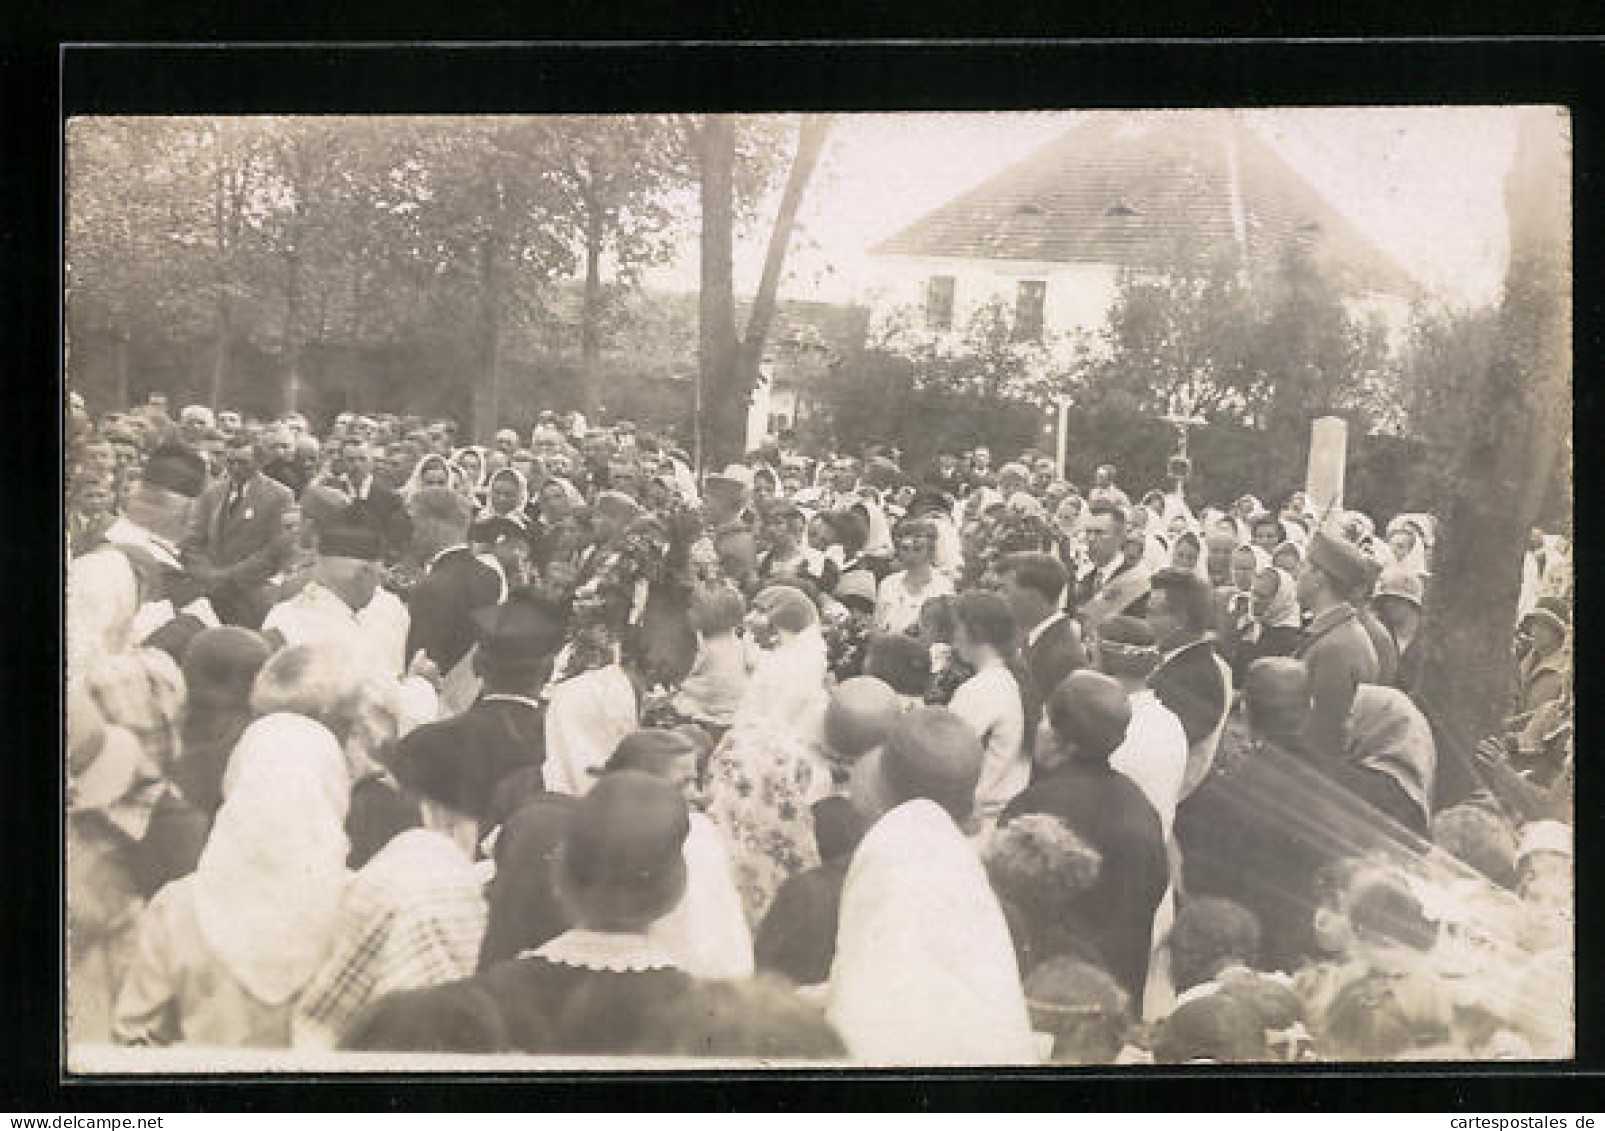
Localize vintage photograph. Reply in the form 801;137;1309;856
63;108;1572;1070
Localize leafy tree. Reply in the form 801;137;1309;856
1413;108;1571;807
255;118;405;415
1248;242;1397;436
188;119;277;412
689;114;832;469
540;116;691;419
875;298;1051;404
1395;300;1501;511
392;118;580;438
1083;250;1262;420
67;115;836;442
815;303;1056;466
66;118;192;409
67;118;280;412
1074;240;1397;436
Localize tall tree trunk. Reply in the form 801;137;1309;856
210;300;231;412
472;230;502;443
210;139;235;415
579;205;605;421
737;115;833;381
1412;108;1570;808
283;250;304;417
113;330;130;409
284;348;303;417
696;117;740;471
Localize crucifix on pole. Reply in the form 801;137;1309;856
1160;410;1206;497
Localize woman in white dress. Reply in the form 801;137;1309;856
945;590;1029;826
874;519;955;636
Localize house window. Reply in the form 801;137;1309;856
926;275;956;331
1014;279;1046;343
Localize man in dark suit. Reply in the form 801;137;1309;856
1146;567;1233;802
998;551;1086;755
322;437;412;563
463;592;566;802
1002;670;1168;1002
404;486;503;675
180;433;296;627
1074;500;1150;629
397;589;569;839
1145;568;1230;748
259;425;308;497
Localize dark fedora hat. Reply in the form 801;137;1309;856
555;771;690;932
470;589;568;667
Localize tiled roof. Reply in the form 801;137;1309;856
872;114;1416;296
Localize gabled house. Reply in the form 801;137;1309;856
863;113;1417;365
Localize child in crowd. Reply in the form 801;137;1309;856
1024;957;1133;1064
671;581;753;731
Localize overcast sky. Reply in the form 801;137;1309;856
642;107;1539;310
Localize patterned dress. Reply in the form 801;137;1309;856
702;719;831;927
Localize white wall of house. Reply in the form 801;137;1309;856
863;253;1414;375
746;367;773;452
746;369;808;449
857;253;1415;434
860;254;1120;365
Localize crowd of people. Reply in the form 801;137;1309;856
65;391;1574;1063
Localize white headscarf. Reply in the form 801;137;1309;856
67;547;138;679
541;476;586;512
828;799;1038;1064
752;464;782;500
1007;491;1045;520
1385;523;1430;577
451;445;490;492
478;466;530;524
1160;492;1198;532
740;629;829;739
738;587;830;737
930;511;964;581
402;454;453;500
192;713;352;1006
1054;494;1086;535
854;499;895;558
1141;530;1172;573
646;812;755;979
1170;530;1213;587
1255;566;1304;630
